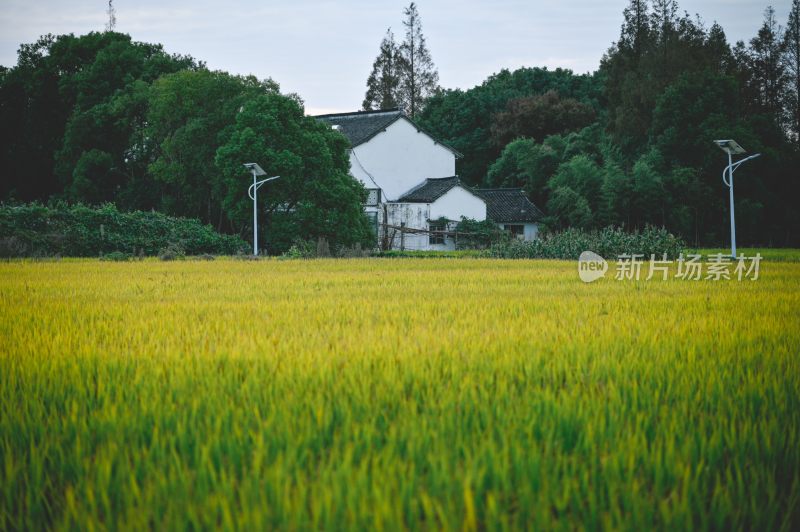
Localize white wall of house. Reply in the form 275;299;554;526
384;203;430;251
430;187;486;221
497;222;539;241
349;118;456;200
524;223;539;241
381;188;488;251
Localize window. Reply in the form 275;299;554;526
365;188;380;206
504;224;525;239
366;212;378;237
429;221;446;245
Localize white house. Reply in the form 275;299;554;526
314;108;543;250
476;188;544;241
389;176;487;250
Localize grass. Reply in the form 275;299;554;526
690;248;800;261
1;258;799;530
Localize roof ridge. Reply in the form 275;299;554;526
313;108;401;118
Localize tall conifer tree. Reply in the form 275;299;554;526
362;29;400;111
397;2;439;118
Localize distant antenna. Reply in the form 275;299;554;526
106;0;117;31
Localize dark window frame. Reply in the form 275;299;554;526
365;211;378;237
504;224;525;239
429;220;446;245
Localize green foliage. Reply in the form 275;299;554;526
486;226;685;260
1;32;371;256
280;239;318;259
3;258;797;529
0;32;198;205
550;155;604;210
487;136;562;207
4;1;800;251
418;67;602;184
423;3;800;246
785;0;800;143
362;3;439;117
99;251;131;262
452;217;506;249
490;90;596;148
363;29;401;111
545;187;593;230
280;237;373;259
158;242;186;262
0;203;247;257
146;70;278;226
215;93;375;254
397;2;439;117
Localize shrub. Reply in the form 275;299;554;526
280;237;375;259
280;239;316;259
337;243;374;258
99;251;131;262
0;236;28;258
158;242;185;261
453;217;508;249
486;226;685;260
316;237;331;258
0;202;248;257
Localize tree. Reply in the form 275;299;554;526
69;149;114;203
486;137;561;205
0;32;197;204
363;29;400;111
418;67;600;184
784;0;800;142
546;187;592;230
215;93;374;253
622;0;651;59
600;162;633;227
489;90;596;148
548;155;604;219
749;6;786;121
146;70;276;228
630;152;666;228
650;0;677;39
397;2;439;117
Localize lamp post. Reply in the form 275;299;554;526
243;163;280;256
713;140;760;259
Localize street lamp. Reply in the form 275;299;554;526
243;163;280;256
713;140;760;259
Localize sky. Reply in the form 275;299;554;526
0;0;792;115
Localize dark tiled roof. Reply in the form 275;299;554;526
476;188;544;223
398;176;465;203
313;108;462;156
314;108;403;147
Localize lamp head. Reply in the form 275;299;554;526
713;139;746;155
243;163;266;176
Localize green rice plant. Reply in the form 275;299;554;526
0;258;798;530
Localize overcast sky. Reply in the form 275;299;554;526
0;1;792;114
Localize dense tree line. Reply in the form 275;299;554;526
3;1;799;250
418;1;800;246
418;67;602;186
0;32;373;253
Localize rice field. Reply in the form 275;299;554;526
1;257;799;530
